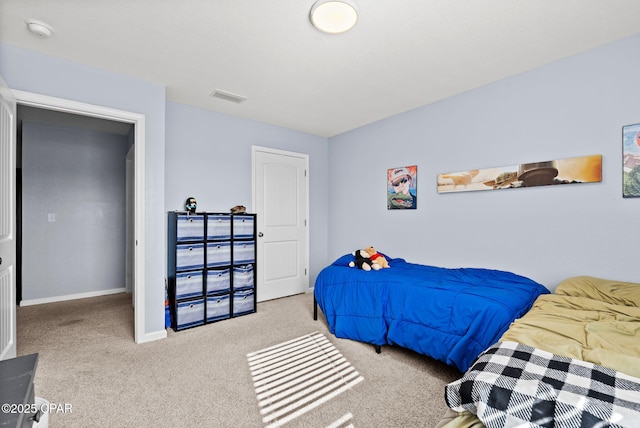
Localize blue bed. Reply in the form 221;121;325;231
313;254;549;372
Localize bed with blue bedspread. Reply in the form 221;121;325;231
313;253;549;372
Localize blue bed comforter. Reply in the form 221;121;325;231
314;254;549;372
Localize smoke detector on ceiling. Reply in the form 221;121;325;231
26;19;54;38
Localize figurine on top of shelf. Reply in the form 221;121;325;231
185;197;197;214
230;205;246;214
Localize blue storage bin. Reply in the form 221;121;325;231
176;243;205;271
207;214;231;240
233;289;255;316
233;215;254;238
176;299;205;329
207;294;231;322
233;240;255;264
233;265;254;290
207;241;231;267
176;214;204;242
175;270;204;299
206;268;231;294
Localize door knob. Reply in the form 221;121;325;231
258;232;264;237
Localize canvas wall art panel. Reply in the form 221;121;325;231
437;154;602;194
388;166;417;209
623;123;640;198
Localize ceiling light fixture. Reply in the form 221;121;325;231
310;0;358;34
25;19;54;38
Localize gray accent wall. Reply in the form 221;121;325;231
21;122;130;299
328;34;640;290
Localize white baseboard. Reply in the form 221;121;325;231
138;329;168;344
20;287;128;307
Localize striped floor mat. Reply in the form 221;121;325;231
247;331;363;428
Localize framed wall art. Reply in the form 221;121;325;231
437;154;602;194
623;123;640;198
387;165;417;209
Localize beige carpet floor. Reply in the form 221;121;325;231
16;291;461;427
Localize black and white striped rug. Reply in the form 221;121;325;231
247;331;363;428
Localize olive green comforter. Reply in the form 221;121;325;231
440;275;640;428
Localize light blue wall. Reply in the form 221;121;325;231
0;43;330;341
165;102;329;284
328;34;640;290
3;30;639;332
0;44;167;336
22;122;129;299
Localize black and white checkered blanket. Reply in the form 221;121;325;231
445;341;640;427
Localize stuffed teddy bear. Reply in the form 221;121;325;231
365;246;390;268
348;249;378;271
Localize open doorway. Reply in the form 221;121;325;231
13;90;147;343
17;105;134;307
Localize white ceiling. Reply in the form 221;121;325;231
2;1;640;138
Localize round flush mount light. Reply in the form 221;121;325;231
26;19;54;38
310;0;358;34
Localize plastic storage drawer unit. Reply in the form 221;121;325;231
233;265;254;290
207;294;231;322
207;242;231;267
168;212;257;332
233;215;255;239
206;267;231;294
176;243;205;271
233;241;255;264
175;299;205;330
207;214;231;240
233;289;255;316
176;214;204;242
175;270;204;299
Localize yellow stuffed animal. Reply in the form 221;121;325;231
365;246;390;269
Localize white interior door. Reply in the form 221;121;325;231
253;147;309;302
0;76;17;360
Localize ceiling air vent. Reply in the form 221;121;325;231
210;89;247;103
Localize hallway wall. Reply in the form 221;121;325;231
21;121;131;302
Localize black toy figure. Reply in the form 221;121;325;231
185;197;197;214
348;249;375;271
